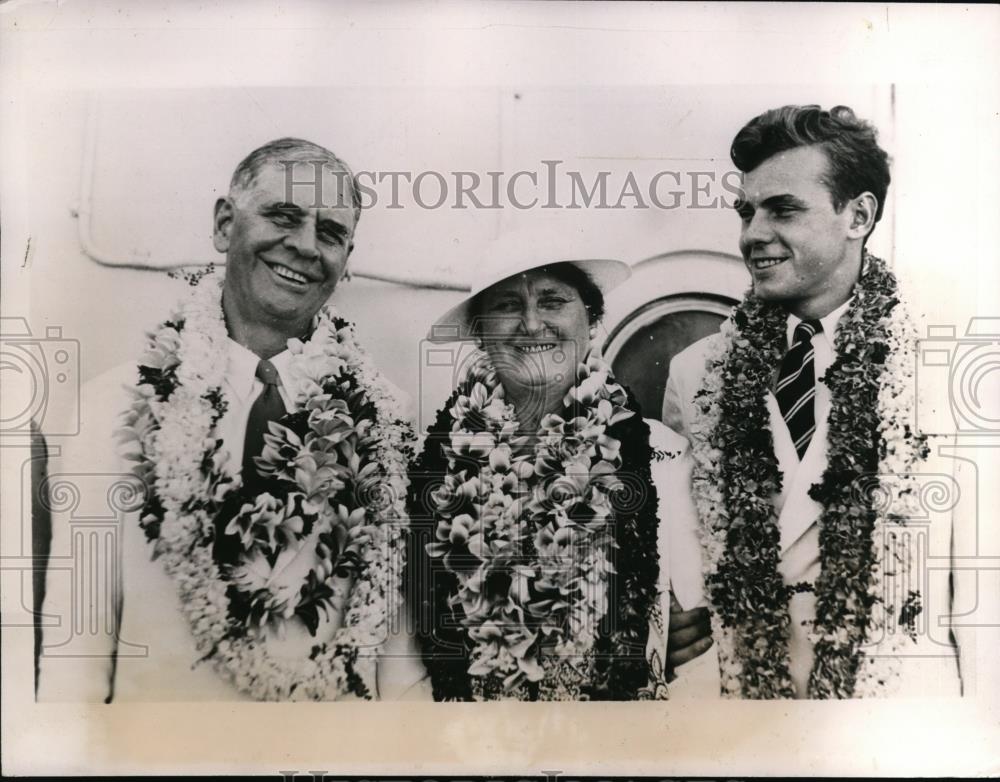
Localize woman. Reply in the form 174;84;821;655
406;238;683;701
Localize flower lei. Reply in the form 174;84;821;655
688;252;928;698
408;351;662;700
120;272;413;700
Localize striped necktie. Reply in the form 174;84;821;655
241;359;286;486
775;319;822;460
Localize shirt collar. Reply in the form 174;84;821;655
786;297;853;347
225;338;295;403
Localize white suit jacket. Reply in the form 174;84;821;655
37;355;422;702
662;330;969;698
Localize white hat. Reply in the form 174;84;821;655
426;223;632;343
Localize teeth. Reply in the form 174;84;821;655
753;257;786;269
516;344;556;354
270;264;309;283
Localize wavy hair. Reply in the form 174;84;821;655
731;105;890;236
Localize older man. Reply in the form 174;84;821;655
38;138;419;701
664;105;970;698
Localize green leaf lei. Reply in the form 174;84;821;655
690;253;929;698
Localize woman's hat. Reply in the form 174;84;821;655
426;223;632;343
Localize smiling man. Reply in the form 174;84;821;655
216;139;359;357
38;138;421;702
662;106;967;699
733;139;877;321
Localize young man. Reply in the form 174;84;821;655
37;138;419;701
663;105;968;698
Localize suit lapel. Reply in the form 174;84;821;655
767;390;828;554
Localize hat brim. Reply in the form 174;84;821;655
427;257;632;343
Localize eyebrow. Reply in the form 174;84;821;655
262;201;305;214
317;217;351;239
484;290;521;303
734;193;808;213
264;202;352;236
535;286;574;297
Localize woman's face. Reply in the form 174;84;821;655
476;270;592;407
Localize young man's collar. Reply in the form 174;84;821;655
784;251;869;345
786;297;853;346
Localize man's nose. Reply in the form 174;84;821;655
284;218;320;260
741;211;773;247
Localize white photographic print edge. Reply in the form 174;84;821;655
1;0;997;776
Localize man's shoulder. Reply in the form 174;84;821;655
46;360;141;473
78;361;141;419
670;331;728;382
73;361;142;440
82;360;141;396
662;331;728;432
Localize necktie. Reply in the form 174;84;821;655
775;320;822;460
241;359;286;486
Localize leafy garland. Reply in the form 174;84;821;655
119;272;414;700
688;252;928;698
407;351;662;700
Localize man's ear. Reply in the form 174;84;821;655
846;191;878;240
342;240;355;281
213;197;234;253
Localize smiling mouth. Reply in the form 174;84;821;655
265;261;312;285
751;257;788;270
514;343;557;354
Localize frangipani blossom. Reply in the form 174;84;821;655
424;347;643;696
450;431;496;459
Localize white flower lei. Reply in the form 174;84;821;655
425;351;638;694
688;254;928;698
687;322;745;696
120;272;411;700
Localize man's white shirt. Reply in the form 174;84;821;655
36;337;421;701
221;339;296;458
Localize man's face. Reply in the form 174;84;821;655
214;161;356;329
735;145;859;318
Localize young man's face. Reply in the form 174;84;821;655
735;145;861;319
214;160;356;330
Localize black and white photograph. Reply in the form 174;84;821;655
1;0;998;776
